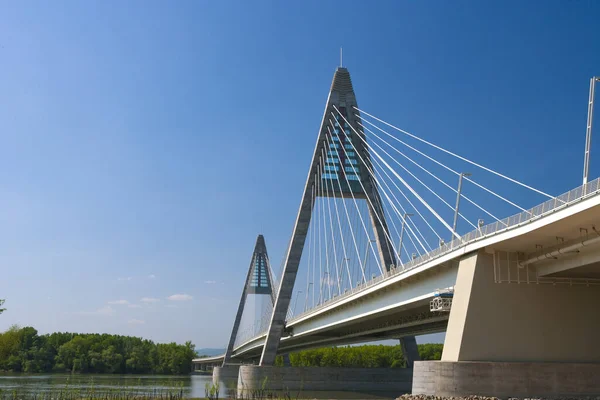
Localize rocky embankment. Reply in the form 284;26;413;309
397;395;600;400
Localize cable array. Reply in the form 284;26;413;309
239;104;556;346
286;105;554;317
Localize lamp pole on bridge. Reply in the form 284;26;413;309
583;76;600;186
320;271;332;304
304;282;313;312
340;257;350;292
452;172;471;238
292;290;302;317
398;213;413;266
361;239;377;281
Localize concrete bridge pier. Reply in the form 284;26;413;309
213;364;241;386
399;336;420;368
414;250;600;398
194;363;212;373
237;365;413;395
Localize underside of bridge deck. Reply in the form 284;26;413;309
444;249;600;362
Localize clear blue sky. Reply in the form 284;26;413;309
0;1;598;347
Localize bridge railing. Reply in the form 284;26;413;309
286;177;600;324
233;307;273;349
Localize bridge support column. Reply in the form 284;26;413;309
213;364;241;386
399;336;420;368
413;250;600;397
238;365;412;395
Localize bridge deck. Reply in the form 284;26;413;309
195;178;600;365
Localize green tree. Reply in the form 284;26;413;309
0;325;197;374
101;346;123;373
0;299;5;315
0;325;22;370
284;343;443;368
418;343;443;360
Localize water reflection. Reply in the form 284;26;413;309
0;374;211;399
0;374;397;399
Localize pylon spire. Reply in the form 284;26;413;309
259;67;398;366
222;234;275;365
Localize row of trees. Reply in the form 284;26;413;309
275;343;443;368
0;325;196;374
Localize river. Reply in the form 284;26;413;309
0;373;396;399
0;374;212;398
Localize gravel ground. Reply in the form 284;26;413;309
397;395;600;400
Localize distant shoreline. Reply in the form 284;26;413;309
191;371;212;376
0;371;194;376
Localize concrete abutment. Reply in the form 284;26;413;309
413;361;600;398
410;249;600;397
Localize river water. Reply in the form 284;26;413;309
0;374;212;398
0;373;396;399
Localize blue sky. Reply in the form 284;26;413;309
0;1;599;347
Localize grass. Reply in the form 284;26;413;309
204;382;219;400
0;392;185;400
0;379;300;400
205;379;300;400
0;380;186;400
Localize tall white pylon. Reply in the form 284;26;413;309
223;234;275;366
260;67;412;366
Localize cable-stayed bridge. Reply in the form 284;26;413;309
194;69;600;397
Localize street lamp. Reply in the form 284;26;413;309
326;271;333;301
304;282;313;312
340;257;350;292
361;239;377;282
398;213;414;264
583;77;600;186
292;290;302;317
452;172;471;238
